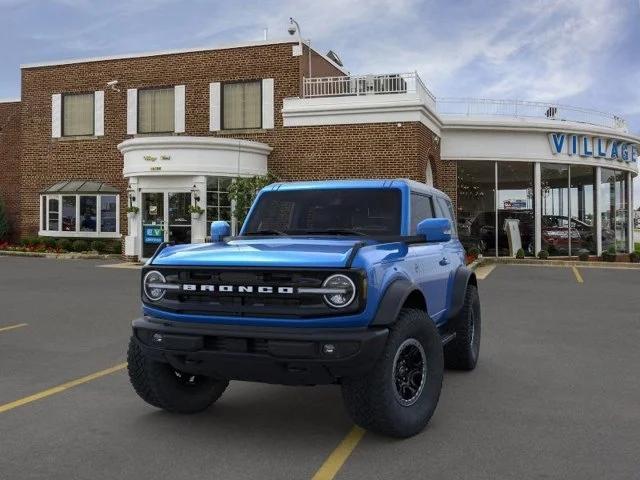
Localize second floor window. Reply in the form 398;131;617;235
138;87;174;133
63;93;94;136
223;81;261;129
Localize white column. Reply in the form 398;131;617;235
595;167;602;256
191;176;207;244
124;177;139;258
534;162;541;255
628;171;633;253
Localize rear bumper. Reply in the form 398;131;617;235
132;316;388;385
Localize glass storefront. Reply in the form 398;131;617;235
601;168;629;253
497;162;534;256
457;161;632;256
569;166;596;255
457;161;496;256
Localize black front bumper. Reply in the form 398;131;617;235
132;316;388;385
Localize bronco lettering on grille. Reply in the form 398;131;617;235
181;284;295;294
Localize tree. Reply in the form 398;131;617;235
227;173;278;227
0;196;10;241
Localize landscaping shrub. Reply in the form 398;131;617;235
90;240;106;253
71;239;88;252
515;248;525;259
630;251;640;263
20;235;39;247
109;240;122;255
537;250;549;260
40;236;58;249
57;238;73;252
602;245;617;262
577;249;590;261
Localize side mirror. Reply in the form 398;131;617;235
417;218;451;242
210;220;231;243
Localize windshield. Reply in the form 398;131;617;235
243;188;402;236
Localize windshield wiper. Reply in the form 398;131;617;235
302;229;367;236
245;229;288;236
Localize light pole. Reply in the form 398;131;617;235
288;17;312;81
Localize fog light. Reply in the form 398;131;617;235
323;343;336;354
152;333;163;343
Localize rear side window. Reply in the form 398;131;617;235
436;197;457;236
410;193;434;234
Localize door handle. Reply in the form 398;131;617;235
439;257;450;266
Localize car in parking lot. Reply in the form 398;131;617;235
127;179;480;438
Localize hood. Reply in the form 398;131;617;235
150;238;362;268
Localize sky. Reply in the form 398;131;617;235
1;0;639;203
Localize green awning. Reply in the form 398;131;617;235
41;180;119;194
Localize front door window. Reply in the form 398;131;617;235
168;192;191;245
141;192;193;258
142;192;165;259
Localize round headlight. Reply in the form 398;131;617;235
143;270;167;301
322;274;356;308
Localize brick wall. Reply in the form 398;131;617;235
0;101;21;240
17;42;444;239
18;43;302;237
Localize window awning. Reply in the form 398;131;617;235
41;180;119;194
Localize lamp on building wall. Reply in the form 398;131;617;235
127;186;136;204
191;184;201;204
288;17;312;78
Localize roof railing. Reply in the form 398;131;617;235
302;72;436;106
301;74;627;132
435;97;628;132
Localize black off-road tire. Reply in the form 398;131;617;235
341;308;444;438
127;337;228;414
444;284;481;370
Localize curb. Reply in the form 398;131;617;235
481;257;640;270
0;250;121;260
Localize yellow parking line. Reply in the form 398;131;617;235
0;323;28;334
0;363;127;414
572;266;584;284
311;426;365;480
475;264;496;280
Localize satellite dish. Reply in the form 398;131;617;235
326;50;343;67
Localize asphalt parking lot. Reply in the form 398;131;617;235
1;257;639;480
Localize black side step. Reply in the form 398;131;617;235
440;332;456;346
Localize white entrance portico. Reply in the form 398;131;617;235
118;136;271;259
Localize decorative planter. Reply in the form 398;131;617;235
191;212;202;220
127;212;137;220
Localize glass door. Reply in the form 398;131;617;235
168;192;191;245
141;192;165;259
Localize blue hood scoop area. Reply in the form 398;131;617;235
150;238;363;268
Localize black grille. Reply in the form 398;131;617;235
143;267;365;318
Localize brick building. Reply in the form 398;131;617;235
0;38;638;259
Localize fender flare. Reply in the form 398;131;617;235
446;266;477;321
371;278;424;326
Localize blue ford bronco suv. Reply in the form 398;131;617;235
128;179;480;438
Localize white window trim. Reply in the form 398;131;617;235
262;78;274;129
127;89;138;135
53;92;102;138
39;193;121;238
51;94;62;138
94;90;105;136
209;82;221;131
174;85;185;133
